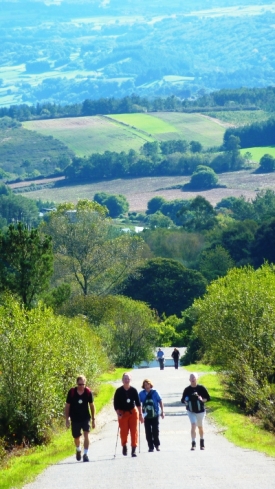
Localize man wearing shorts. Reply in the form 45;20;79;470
181;372;210;451
65;375;96;462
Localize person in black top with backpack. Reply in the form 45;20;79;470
181;372;210;451
65;375;96;462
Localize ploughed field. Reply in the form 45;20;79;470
18;170;275;212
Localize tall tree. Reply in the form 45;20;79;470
122;257;207;317
0;222;53;307
45;200;144;296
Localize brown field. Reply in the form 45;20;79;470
16;170;275;211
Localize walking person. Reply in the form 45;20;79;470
139;378;165;452
114;372;144;457
65;374;96;462
171;347;180;369
181;372;210;451
157;347;165;370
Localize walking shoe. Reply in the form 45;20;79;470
155;446;160;451
131;446;137;457
200;439;205;450
191;441;196;451
76;449;81;461
148;447;154;452
122;445;127;456
83;454;89;462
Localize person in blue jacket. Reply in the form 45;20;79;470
139;378;165;452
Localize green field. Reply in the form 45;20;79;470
23;112;226;157
23;116;153;157
240;146;275;162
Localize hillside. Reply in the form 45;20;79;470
23;112;226;157
1;0;275;106
0;125;74;179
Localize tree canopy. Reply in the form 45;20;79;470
121;257;207;317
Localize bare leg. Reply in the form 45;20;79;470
83;431;89;450
191;423;197;439
74;436;81;448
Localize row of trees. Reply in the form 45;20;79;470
63;141;246;184
224;117;275;148
1;86;275;124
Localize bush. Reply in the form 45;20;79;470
0;294;108;445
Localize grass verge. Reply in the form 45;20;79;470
184;364;275;457
0;369;123;489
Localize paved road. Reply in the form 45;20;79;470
24;367;275;489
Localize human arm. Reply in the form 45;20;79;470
159;400;165;419
90;402;96;428
64;402;71;428
197;386;210;403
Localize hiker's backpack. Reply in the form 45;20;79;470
188;392;202;413
142;390;156;419
69;386;91;400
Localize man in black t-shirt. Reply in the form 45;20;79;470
181;372;210;451
65;375;96;462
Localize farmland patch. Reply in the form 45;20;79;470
240;146;275;163
18;170;275;212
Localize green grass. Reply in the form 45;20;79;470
0;368;124;489
183;363;216;373
23;117;150;157
186;365;275;457
108;113;177;134
23;111;226;159
240;146;275;163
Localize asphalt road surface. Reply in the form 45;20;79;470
24;367;275;489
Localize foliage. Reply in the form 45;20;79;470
186;165;218;190
142;227;205;268
0;189;41;228
194;264;275;421
258;154;275;173
58;294;158;368
145;211;174;229
0;223;53;308
146;196;166;214
224;118;275;149
178;195;218;232
94;192;129;217
251;217;275;267
121;257;207;317
0;295;108;445
44;200;144;296
97;296;158;368
198;245;235;282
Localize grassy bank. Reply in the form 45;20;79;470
184;364;275;457
0;368;125;489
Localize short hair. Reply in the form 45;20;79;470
142;379;153;389
189;372;198;380
122;372;131;380
77;375;86;384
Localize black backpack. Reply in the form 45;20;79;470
142;390;156;419
188;392;202;413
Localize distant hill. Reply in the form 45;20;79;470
1;0;275;106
